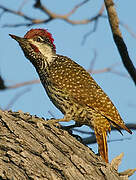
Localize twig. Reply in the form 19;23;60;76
18;0;30;12
120;21;136;39
4;88;31;110
0;5;34;21
88;62;129;78
110;70;130;78
88;50;97;72
7;79;40;89
82;3;105;45
0;1;104;27
66;0;90;17
82;20;99;45
83;135;131;145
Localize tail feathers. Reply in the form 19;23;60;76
95;129;108;163
110;120;132;135
101;114;132;135
118;123;132;134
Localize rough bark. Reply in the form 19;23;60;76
0;110;133;180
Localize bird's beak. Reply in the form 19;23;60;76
9;34;26;43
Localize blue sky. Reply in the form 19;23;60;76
0;0;136;179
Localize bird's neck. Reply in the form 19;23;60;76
33;54;56;85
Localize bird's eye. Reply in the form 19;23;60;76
36;37;43;42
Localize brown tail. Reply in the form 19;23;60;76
95;129;108;163
110;120;132;135
121;123;132;134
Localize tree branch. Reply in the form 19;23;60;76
104;0;136;85
0;109;134;179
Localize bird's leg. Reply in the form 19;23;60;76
46;118;68;125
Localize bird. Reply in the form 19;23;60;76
9;29;132;163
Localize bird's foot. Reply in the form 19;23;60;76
28;116;62;129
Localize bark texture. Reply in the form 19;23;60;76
0;110;132;180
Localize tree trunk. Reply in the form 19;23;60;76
0;110;133;180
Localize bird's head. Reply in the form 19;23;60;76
9;29;56;67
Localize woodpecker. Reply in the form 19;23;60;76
9;29;132;163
